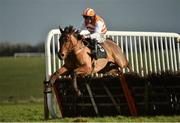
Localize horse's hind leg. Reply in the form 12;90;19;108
127;63;133;73
114;55;132;73
117;68;138;116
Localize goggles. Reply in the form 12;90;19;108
83;16;92;20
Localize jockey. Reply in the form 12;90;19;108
79;8;108;59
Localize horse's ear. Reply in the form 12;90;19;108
75;29;80;34
59;26;64;33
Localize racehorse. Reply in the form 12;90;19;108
50;25;138;116
50;25;132;96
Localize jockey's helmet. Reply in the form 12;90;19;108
82;8;96;17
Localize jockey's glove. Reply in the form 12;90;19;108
84;34;91;39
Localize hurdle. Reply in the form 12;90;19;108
44;29;180;119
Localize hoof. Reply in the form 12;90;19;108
76;90;81;97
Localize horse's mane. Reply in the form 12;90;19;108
63;25;74;34
63;25;80;39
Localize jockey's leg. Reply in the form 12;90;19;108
91;39;98;60
91;35;105;59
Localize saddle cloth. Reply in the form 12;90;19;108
96;43;107;59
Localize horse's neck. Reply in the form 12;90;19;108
73;41;86;54
65;41;87;67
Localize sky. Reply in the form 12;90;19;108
0;0;179;45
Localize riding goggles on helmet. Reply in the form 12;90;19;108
83;16;93;20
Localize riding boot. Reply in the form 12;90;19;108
91;39;98;60
91;49;97;60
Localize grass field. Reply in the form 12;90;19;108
0;57;180;122
1;103;180;122
0;57;45;102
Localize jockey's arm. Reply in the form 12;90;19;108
89;21;104;42
78;20;104;42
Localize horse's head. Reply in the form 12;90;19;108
58;25;82;60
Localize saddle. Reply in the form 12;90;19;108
84;38;107;59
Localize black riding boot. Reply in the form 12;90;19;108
91;39;98;60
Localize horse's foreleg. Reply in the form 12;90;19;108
49;66;68;84
71;72;81;96
72;64;92;96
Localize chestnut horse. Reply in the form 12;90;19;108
50;26;138;116
50;25;132;96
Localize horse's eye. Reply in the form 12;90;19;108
63;37;68;41
66;36;69;40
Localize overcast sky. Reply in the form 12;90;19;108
0;0;179;45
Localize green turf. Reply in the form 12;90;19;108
0;103;44;122
0;57;45;102
1;103;180;122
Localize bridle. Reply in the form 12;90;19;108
61;33;86;55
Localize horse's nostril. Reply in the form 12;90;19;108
61;53;64;57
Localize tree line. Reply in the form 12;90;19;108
0;41;44;56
